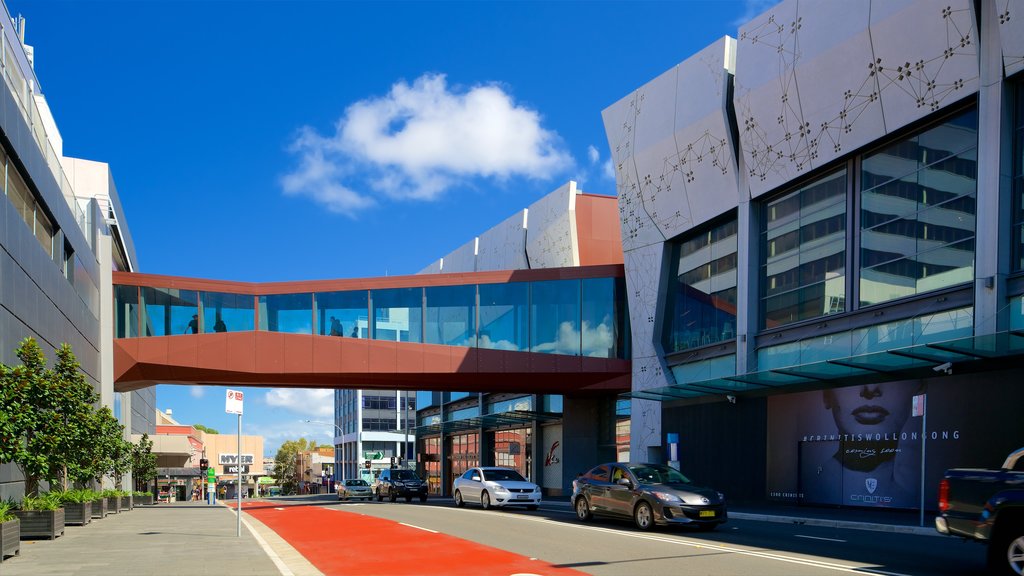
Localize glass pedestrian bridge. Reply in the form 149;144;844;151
111;265;630;395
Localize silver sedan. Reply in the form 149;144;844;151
452;467;541;510
337;478;373;501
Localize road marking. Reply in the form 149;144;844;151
237;512;294;576
429;506;911;576
399;521;438;533
796;534;847;543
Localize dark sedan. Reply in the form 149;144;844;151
571;462;727;531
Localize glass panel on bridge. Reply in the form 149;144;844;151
317;290;368;338
114;285;140;338
371;287;423;343
583;277;628;358
425;284;476;347
478;282;529;352
258;293;313;333
201;291;255;333
530;279;581;355
141;287;199;336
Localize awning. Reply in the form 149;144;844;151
625;330;1024;402
157;467;202;477
416;410;561;436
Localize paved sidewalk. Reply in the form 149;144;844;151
0;500;311;576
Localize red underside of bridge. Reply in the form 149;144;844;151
113;332;630;395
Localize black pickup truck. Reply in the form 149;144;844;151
936;448;1024;576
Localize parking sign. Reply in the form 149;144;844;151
226;389;244;415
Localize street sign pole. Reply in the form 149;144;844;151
237;411;242;537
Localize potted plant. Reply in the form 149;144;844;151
102;489;120;514
119;490;132;511
0;502;19;561
55;489;92;526
133;491;154;506
13;494;64;540
90;490;108;519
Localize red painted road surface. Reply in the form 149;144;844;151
239;502;586;576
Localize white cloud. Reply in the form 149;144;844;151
283;73;573;215
264;388;333;418
533;320;617;357
246;420;335;458
732;0;779;27
602;159;615;181
587;145;600;165
189;386;205;399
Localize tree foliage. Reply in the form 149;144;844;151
132;433;157;492
272;438;318;492
192;424;219;434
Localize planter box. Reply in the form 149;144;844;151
135;494;154;506
63;501;92;526
119;495;133;511
91;498;107;519
106;497;120;514
13;509;64;540
1;518;19;561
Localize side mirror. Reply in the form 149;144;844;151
471;475;481;482
617;478;632;487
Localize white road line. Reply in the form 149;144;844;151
238;512;295;576
428;506;910;576
796;534;848;543
399;522;438;533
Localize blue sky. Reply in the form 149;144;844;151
13;0;773;455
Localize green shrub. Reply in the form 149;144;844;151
100;489;119;498
0;502;14;522
132;491;152;497
53;489;97;504
20;494;61;511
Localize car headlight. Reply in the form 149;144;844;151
493;484;509;493
652;491;682;503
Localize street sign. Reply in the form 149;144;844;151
219;454;255;465
363;450;384;460
224;465;250;474
912;394;926;417
226;389;244;415
207;468;216;483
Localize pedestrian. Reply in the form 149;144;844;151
186;314;199;334
214;314;227;332
330;316;343;336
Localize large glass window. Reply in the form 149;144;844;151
487;396;532;414
141;287;199;336
860;108;978;306
114;285;140;338
1014;80;1024;271
371;288;422;343
530;279;581;355
425;285;476;347
478;282;529;352
666;217;738;351
258;293;313;333
762;169;847;328
201;291;254;333
582;277;628;358
317;290;368;338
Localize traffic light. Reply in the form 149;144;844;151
364;460;371;470
199;458;208;471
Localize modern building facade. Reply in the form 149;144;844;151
334;388;415;482
0;4;149;501
606;0;1024;510
410;182;629;497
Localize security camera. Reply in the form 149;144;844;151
933;362;953;375
726;395;737;404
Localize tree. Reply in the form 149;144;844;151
0;338;61;496
273;438;317;492
50;344;100;490
192;424;219;434
132;433;157;492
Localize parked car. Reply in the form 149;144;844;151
374;468;428;502
571;462;727;531
936;447;1024;576
452;467;541;510
337;478;373;501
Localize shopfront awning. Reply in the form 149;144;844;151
625;330;1024;402
415;410;561;436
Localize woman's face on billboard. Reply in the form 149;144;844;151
824;382;917;437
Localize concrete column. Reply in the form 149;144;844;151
98;234;114;409
562;396;616;493
974;0;1012;335
735;198;758;372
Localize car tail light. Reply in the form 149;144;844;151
938;479;950;512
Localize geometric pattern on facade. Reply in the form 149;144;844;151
477;209;529;272
603;37;739;253
442;237;478;274
525;181;579;269
735;0;979;198
999;0;1024;76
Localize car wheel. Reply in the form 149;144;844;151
454;490;465;508
575;497;592;521
389;491;397;503
989;522;1024;576
420;495;427;503
634;501;654;531
376;489;383;502
526;505;538;511
481;491;491;510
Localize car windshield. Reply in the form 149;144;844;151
345;480;368;486
628;465;691;485
394;470;418;480
482;469;526;482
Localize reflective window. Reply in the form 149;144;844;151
317;290;368;338
201;292;254;333
582;277;628;358
141;287;199;336
861;108;978;306
445;406;480;421
478;282;529;352
1014;80;1024;270
258;293;313;334
542;394;563;413
530;279;581;355
416;391;439;409
449;392;471;402
762;169;847;328
371;288;422;343
670;354;736;384
114;285;140;338
425;285;476;347
666;217;738;351
487;396;532;414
